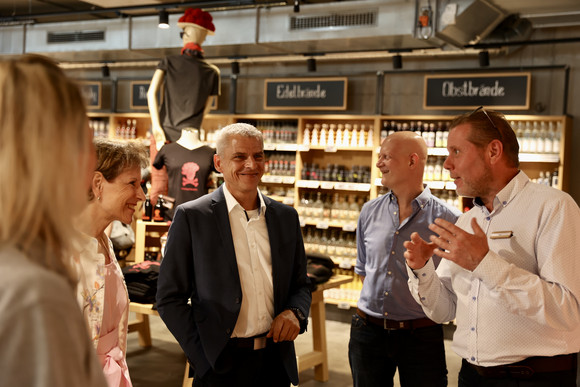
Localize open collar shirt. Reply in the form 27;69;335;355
223;184;274;338
355;186;460;321
408;171;580;366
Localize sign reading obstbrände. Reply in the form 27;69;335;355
264;77;347;110
424;73;530;110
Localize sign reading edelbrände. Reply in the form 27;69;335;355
79;81;101;109
423;72;531;110
264;77;347;110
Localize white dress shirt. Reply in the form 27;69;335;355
223;184;274;338
408;171;580;366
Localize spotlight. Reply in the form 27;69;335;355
101;64;110;78
307;58;316;72
231;61;240;75
479;50;490;67
294;0;300;13
393;54;402;69
158;9;169;29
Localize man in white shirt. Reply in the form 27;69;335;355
404;107;580;386
157;123;311;387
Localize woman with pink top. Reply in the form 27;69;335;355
75;138;148;387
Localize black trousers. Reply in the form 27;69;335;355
193;343;290;387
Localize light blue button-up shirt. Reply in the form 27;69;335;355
356;187;460;320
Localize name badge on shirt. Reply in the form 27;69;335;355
490;230;513;239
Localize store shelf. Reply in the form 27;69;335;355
261;175;295;184
297;180;371;192
300;218;357;231
519;153;560;163
300;145;374;152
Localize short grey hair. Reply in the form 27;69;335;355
215;123;263;156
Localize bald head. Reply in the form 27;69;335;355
377;131;428;194
384;131;428;163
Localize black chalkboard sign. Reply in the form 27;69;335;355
264;78;347;110
130;81;151;110
79;82;101;109
424;73;530;110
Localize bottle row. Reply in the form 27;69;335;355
90;119;110;138
246;120;299;145
323;269;362;304
303;228;358;262
532;170;559;188
379;119;562;155
423;157;451;182
380;120;450;148
303;123;374;148
89;119;140;140
512;120;561;154
297;192;367;225
377;188;462;212
300;163;372;184
264;152;296;177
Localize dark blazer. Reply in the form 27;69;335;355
156;185;311;385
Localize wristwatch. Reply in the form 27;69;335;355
288;307;306;323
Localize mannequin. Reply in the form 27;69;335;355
147;8;220;150
147;8;220;216
176;128;203;150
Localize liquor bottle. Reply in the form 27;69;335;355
153;195;165;222
366;125;374;147
551;169;559;188
142;195;152;221
380;121;389;144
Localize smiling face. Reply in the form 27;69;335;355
214;134;265;205
99;165;146;224
444;124;493;199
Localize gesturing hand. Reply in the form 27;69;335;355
427;217;489;271
403;232;437;270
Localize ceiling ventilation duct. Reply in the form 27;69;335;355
435;0;509;47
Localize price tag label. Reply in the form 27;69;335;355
342;223;356;232
337;302;352;310
297;180;320;189
298;145;310;152
324;146;338;153
282;176;295;185
276;144;298;152
320;181;335;190
264;143;276;151
316;222;330;230
339;258;352;269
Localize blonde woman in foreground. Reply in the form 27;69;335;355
0;55;106;387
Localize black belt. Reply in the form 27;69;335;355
464;353;578;379
356;309;439;330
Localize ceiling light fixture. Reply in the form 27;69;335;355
307;58;316;72
231;61;240;75
158;9;169;29
479;50;490;67
101;64;110;78
393;54;402;69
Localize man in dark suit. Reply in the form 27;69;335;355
157;122;312;387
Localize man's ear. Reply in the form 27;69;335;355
409;153;419;168
214;154;223;173
487;139;503;165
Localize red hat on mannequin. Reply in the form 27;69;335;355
177;8;215;35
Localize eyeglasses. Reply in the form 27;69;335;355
471;106;503;142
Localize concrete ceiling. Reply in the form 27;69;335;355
1;0;579;64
